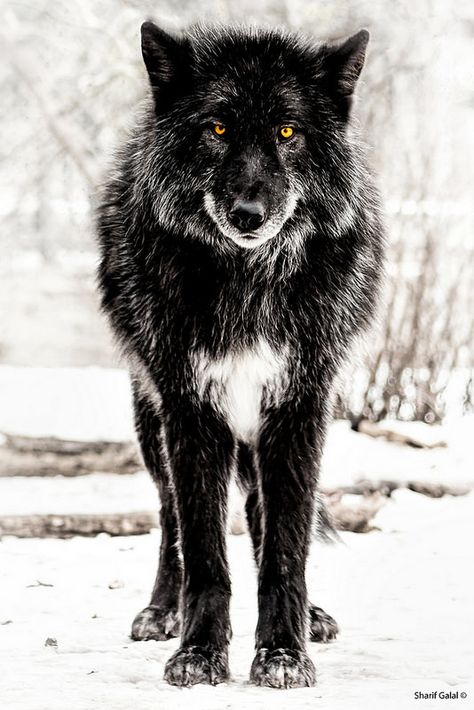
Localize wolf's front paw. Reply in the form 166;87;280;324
250;648;316;688
164;645;229;687
131;605;181;641
309;604;339;643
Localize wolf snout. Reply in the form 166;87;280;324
229;200;266;232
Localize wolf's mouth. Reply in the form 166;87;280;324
240;233;261;241
226;231;273;250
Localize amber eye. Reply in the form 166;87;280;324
278;125;294;141
213;123;226;137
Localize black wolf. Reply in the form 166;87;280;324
97;22;384;688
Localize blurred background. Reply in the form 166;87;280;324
1;0;473;423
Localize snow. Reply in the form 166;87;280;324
0;471;157;516
320;419;474;489
0;366;133;443
1;491;473;709
1;365;473;706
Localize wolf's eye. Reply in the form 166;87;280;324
278;126;294;141
213;123;226;137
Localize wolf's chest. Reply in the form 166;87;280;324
192;339;289;443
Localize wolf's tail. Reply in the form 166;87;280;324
313;490;340;543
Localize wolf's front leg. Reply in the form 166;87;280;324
162;399;234;687
250;400;322;689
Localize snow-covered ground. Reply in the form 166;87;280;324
1;491;473;709
0;366;132;443
1;365;473;707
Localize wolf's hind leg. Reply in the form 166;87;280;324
237;442;262;566
131;389;182;641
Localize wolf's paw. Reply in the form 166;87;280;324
250;648;316;689
309;604;339;643
131;605;181;641
164;645;229;687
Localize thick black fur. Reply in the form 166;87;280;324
96;22;384;689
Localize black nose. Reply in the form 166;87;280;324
228;201;266;232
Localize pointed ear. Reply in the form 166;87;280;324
140;21;189;99
323;29;370;97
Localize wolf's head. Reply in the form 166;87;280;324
139;24;369;252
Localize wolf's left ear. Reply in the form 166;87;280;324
141;21;190;102
321;29;369;103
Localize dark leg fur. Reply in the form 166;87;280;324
131;391;182;641
162;399;233;687
249;404;317;688
238;442;339;654
246;401;340;688
238;442;263;566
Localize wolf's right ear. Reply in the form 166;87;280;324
141;22;189;97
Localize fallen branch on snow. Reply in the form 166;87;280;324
322;479;471;499
352;419;447;448
0;497;385;538
0;434;141;476
0;511;158;538
328;493;386;533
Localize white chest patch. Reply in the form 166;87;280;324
192;339;289;443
